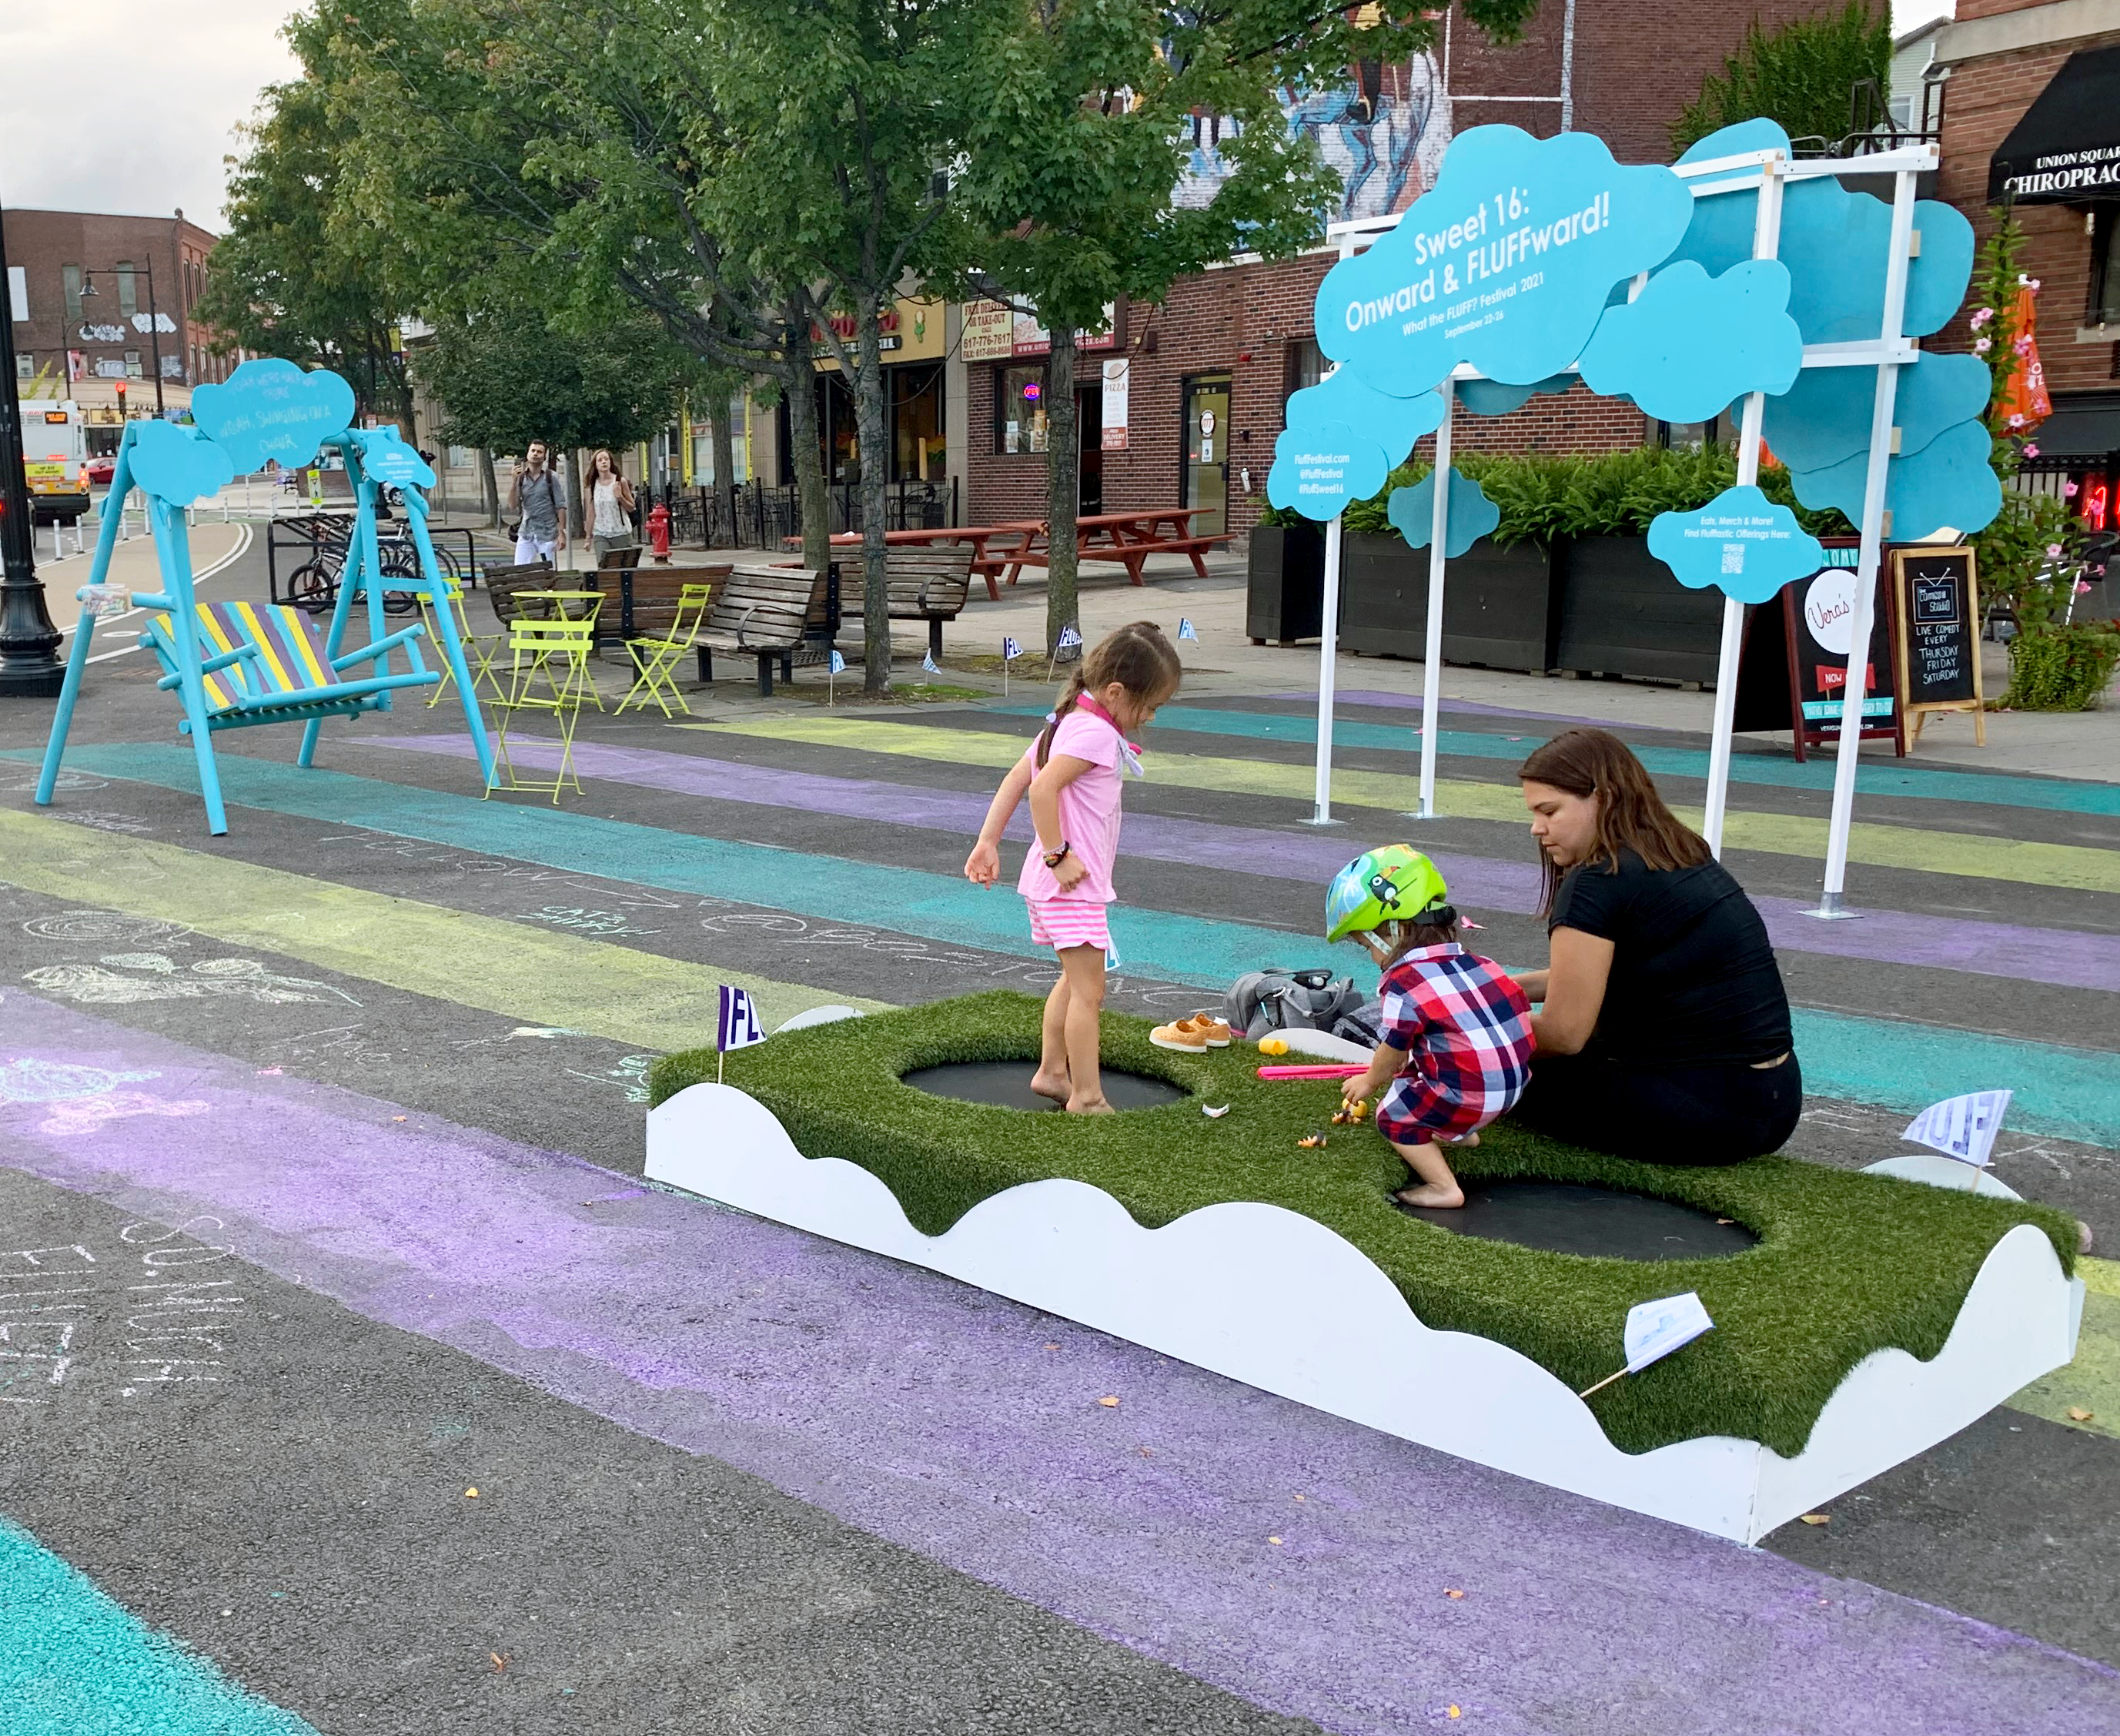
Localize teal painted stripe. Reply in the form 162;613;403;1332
993;704;2120;819
0;1519;319;1735
20;744;2120;1146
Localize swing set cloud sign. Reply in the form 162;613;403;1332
126;420;236;507
1647;485;1826;607
1315;126;1695;396
192;357;356;475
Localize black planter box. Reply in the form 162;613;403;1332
1246;523;1326;644
1555;535;1725;685
1339;532;1557;673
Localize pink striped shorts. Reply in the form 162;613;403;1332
1025;896;1112;954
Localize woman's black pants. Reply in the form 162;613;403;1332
1507;1052;1803;1165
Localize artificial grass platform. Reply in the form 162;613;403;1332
649;992;2078;1457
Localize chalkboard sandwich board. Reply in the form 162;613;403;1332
1891;547;1985;750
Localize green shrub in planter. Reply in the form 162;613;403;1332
2004;621;2120;711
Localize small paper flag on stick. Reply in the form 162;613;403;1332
828;649;845;674
1057;624;1083;650
714;983;767;1082
1002;637;1022;661
1579;1291;1714;1398
922;651;941;675
1178;617;1199;642
1903;1089;2011;1189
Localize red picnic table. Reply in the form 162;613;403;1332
783;522;1045;601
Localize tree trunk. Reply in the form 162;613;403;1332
1045;325;1079;657
567;448;588;547
709;390;738;549
477;448;500;528
781;313;832;575
851;291;892;695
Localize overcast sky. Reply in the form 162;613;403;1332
0;2;300;232
3;2;1956;236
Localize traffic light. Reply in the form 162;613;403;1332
115;380;128;416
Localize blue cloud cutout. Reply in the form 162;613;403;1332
1578;259;1802;423
1267;420;1391;521
353;425;436;490
1458;372;1574;416
1314;125;1694;396
1648;485;1826;606
1787;420;2001;540
1286;370;1446;469
126;420;236;507
1387;467;1500;557
1761;350;1991;473
192;358;356;473
1666;121;1975;344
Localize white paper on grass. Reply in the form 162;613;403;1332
1902;1090;2011;1170
1624;1291;1715;1375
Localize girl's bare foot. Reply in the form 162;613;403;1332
1065;1094;1114;1114
1393;1182;1466;1210
1030;1069;1072;1102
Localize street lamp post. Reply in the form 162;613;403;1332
81;254;167;416
0;202;65;697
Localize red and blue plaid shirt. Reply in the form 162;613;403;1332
1378;942;1535;1112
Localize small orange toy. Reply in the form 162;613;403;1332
1297;1132;1329;1150
1329;1098;1370;1127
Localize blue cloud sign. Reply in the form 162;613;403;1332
192;358;356;474
1266;421;1389;521
127;420;236;507
1787;420;2001;540
1647;485;1826;606
1577;259;1802;423
1285;370;1446;470
1458;372;1573;417
353;425;436;490
1313;126;1694;396
1762;350;1991;474
1388;467;1501;557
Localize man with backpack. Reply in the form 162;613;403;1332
508;441;568;566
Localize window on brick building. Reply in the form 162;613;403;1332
15;353;32;382
1283;338;1324;407
62;264;84;323
2092;207;2120;328
995;363;1048;453
115;263;139;319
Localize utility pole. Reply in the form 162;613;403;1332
0;201;65;697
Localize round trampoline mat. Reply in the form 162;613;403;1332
901;1060;1189;1113
1395;1178;1757;1260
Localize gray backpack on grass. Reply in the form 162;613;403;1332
1223;968;1369;1041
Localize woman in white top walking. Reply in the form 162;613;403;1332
587;448;637;560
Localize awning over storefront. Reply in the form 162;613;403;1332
2032;392;2120;462
1989;45;2120;203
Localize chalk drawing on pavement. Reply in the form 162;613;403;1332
521;905;662;938
564;1054;655;1104
0;768;105;794
0;1057;161;1104
255;1023;395;1071
25;953;360;1008
48;811;155;835
37;1092;212;1137
22;911;194;945
313;832;688;911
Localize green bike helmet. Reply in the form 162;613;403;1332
1325;845;1452;943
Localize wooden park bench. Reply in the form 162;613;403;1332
838;547;975;661
697;563;834;695
587;548;734;642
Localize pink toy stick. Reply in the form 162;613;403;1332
1256;1063;1368;1080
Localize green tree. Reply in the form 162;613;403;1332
196;11;415;426
952;0;1538;652
1670;1;1890;157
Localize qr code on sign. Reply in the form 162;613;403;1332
1720;544;1745;575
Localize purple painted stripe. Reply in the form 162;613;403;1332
5;992;2112;1736
369;734;2120;995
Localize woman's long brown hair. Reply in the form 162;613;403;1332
1516;728;1709;913
1035;620;1182;768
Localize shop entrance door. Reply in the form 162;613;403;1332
1075;386;1104;516
1182;373;1231;537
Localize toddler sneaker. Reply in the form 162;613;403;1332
1150;1012;1232;1052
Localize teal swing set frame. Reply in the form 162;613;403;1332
35;360;496;835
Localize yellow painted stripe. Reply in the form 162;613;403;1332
279;601;335;687
2008;1256;2120;1441
0;808;885;1046
689;716;2120;896
232;599;300;694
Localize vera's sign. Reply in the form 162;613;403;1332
1315;126;1693;395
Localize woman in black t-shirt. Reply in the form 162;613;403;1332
1506;728;1801;1165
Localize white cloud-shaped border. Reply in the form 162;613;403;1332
647;1081;2082;1545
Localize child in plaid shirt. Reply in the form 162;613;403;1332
1326;846;1534;1210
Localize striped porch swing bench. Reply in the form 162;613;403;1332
146;598;439;731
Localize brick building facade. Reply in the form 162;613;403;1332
1921;0;2120;531
4;208;226;420
962;0;1823;537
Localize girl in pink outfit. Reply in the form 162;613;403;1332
965;621;1183;1112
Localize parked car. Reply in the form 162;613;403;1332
86;454;116;486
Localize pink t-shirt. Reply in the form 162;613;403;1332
1015;707;1125;905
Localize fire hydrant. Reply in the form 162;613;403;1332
647;500;672;564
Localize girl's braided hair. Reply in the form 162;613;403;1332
1035;620;1184;768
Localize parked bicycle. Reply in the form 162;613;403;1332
277;514;463;618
